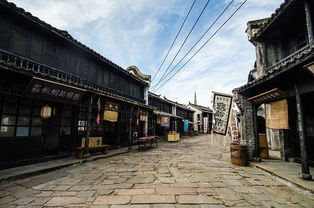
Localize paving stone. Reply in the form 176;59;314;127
131;195;176;204
53;185;72;191
53;191;78;196
9;197;34;205
45;196;85;206
128;177;155;184
156;187;196;195
35;191;54;197
29;197;50;206
93;196;131;205
69;185;91;191
215;188;243;201
116;188;155;195
0;196;16;205
97;189;114;195
171;183;198;188
77;190;95;198
176;195;222;204
110;205;150;208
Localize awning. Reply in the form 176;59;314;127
247;88;286;104
153;110;183;119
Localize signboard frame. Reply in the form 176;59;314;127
212;92;233;135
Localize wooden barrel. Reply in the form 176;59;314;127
259;133;269;159
230;144;247;166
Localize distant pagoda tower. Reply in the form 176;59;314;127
194;91;197;105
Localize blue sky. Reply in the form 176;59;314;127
10;0;283;106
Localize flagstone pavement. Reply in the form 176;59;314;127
0;135;313;207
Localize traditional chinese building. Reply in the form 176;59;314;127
0;0;153;169
233;0;314;180
148;92;195;137
187;102;213;134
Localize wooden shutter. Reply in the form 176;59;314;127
30;33;43;62
11;26;29;56
0;16;12;50
55;46;67;71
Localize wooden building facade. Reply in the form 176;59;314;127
233;0;314;180
0;0;153;169
148;92;194;137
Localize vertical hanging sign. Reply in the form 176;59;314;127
212;91;233;135
203;117;208;133
229;110;239;143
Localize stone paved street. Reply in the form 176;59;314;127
0;135;313;207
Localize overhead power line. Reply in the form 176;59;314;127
153;0;248;92
151;0;196;82
152;0;234;91
151;0;212;90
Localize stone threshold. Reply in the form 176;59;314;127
250;159;314;197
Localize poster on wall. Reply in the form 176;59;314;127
229;111;239;143
212;91;233;135
203;117;208;133
183;120;189;132
160;116;170;128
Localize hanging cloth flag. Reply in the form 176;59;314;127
104;102;119;122
96;98;101;124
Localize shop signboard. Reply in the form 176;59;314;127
160;116;170;128
212;92;233;135
26;77;86;102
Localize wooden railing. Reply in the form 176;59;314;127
0;49;145;104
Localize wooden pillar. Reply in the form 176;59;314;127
84;95;93;157
294;84;312;180
128;105;134;150
305;0;314;43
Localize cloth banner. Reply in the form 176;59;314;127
203;117;208;133
212;92;233;135
229;110;239;143
183;120;189;132
160;116;170;128
104;102;118;122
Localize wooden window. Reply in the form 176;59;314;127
96;67;103;84
67;52;77;75
56;46;68;71
79;57;89;80
11;26;29;56
42;40;56;67
30;33;43;62
0;16;12;50
0;96;43;137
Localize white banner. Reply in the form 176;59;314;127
212;92;233;135
203;117;208;133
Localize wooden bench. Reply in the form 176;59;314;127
137;136;158;150
75;137;109;159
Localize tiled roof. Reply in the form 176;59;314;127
188;103;213;113
233;44;314;93
251;0;293;41
0;0;147;85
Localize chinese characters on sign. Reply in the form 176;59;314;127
229;111;239;143
213;92;233;135
26;77;85;102
160;116;170;128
